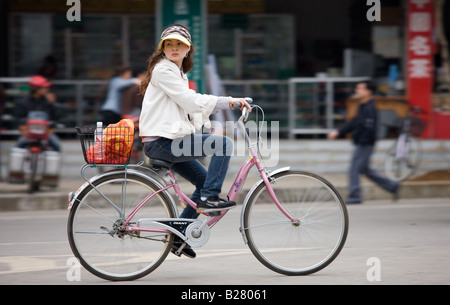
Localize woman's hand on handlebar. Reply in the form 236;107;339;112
229;97;252;112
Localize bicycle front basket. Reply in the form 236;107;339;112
75;126;133;165
410;117;426;137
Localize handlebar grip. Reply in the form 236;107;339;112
233;97;253;110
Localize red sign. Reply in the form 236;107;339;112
406;0;434;138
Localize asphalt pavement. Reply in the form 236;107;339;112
0;197;449;285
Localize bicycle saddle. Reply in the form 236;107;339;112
149;159;174;170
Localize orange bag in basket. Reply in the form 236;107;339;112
85;119;134;164
103;119;134;163
104;119;134;155
86;142;106;163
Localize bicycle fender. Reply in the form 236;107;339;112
68;169;129;210
238;166;290;244
68;176;106;211
67;169;178;215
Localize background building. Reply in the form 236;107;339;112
1;0;449;138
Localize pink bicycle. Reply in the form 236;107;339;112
67;99;349;281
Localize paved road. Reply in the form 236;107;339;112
0;198;449;285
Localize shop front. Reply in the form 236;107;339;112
1;0;449;139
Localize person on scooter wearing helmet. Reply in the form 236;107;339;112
15;75;61;152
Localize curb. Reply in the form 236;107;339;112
1;179;448;212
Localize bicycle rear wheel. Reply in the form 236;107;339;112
67;172;176;281
242;170;348;275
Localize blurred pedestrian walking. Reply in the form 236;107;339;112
328;81;400;204
100;66;140;126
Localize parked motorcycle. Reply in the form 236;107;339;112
8;111;61;193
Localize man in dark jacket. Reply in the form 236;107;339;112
328;81;399;204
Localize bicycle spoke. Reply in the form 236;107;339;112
77;199;118;224
74;230;112;235
244;219;293;231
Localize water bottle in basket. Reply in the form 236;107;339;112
95;122;103;144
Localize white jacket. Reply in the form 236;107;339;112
139;59;218;140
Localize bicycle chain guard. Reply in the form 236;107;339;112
185;221;210;247
137;218;210;247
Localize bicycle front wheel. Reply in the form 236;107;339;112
67;172;176;281
385;136;421;181
243;170;348;276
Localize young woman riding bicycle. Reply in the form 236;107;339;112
139;24;251;257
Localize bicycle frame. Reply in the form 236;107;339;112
131;108;296;239
395;133;409;160
121;146;296;240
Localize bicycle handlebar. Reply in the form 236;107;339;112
233;97;253;122
233;97;253;110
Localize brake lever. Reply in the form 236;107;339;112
233;97;252;122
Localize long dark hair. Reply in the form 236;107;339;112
140;25;195;95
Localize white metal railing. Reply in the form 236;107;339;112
288;77;369;138
1;76;370;136
0;77;108;135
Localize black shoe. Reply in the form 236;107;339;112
170;237;196;259
196;196;236;213
392;182;401;202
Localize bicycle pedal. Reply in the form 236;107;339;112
196;209;221;216
208;211;222;216
172;248;182;257
173;243;187;256
196;206;235;215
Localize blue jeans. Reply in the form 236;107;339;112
348;144;398;203
143;134;233;219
